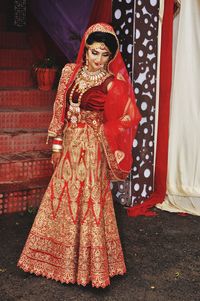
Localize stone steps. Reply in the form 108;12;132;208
0;150;53;183
0;177;51;214
0;89;55;108
0;129;51;153
0;31;29;49
0;107;52;129
0;69;33;88
0;10;56;215
0;49;35;68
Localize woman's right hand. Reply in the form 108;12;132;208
51;152;62;169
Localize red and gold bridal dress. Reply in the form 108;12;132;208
18;75;129;288
18;22;141;288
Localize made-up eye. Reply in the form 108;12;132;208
91;50;98;55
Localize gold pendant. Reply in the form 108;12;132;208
67;105;81;128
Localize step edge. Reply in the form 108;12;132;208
0;177;51;193
0;149;51;162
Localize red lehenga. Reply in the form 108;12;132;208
18;23;141;288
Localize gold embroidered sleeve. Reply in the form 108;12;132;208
47;64;76;140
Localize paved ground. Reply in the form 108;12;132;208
0;203;200;301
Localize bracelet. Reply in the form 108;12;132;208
52;145;62;151
52;149;62;153
53;137;63;144
52;137;63;152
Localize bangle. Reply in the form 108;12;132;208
52;137;63;152
52;144;62;151
52;149;62;153
53;137;63;144
52;144;62;150
53;139;62;145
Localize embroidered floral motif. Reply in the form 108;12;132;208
115;150;125;164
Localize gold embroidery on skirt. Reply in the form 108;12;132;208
18;110;126;288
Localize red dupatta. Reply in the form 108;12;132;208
48;23;141;180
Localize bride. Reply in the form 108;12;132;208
18;22;141;288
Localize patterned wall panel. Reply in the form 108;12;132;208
14;0;27;28
112;0;159;206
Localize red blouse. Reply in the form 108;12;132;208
66;75;114;112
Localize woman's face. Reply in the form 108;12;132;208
86;42;111;72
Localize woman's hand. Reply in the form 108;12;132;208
51;152;62;169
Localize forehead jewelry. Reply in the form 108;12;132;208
86;42;110;53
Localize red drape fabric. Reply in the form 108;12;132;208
27;12;47;60
103;78;141;177
88;0;112;26
27;10;67;65
128;0;174;217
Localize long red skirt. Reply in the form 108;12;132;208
18;111;126;288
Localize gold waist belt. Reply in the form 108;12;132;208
80;110;104;128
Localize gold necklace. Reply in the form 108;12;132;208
67;66;109;128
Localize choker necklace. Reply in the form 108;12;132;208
81;66;107;82
67;66;109;128
76;66;107;94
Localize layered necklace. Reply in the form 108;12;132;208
67;66;108;128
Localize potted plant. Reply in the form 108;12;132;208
33;57;58;91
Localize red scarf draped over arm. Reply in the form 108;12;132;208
100;77;141;180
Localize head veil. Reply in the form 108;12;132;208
48;22;141;180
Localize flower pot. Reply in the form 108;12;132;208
36;68;57;91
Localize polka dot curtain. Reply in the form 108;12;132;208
112;0;159;206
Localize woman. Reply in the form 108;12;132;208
18;23;141;288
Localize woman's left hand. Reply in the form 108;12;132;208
51;152;62;169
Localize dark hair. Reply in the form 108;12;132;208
86;31;118;58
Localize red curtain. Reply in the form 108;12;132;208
27;10;69;65
27;12;47;61
128;0;174;217
88;0;112;26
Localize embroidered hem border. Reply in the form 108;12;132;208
17;261;126;288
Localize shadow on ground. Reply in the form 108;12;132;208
0;203;200;301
